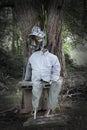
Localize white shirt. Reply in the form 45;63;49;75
24;50;61;82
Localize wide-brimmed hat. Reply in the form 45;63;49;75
29;26;45;38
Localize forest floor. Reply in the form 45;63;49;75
0;67;87;130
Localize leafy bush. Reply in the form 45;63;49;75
0;47;23;78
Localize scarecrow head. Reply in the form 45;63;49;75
29;26;46;51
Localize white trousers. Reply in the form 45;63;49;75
32;78;63;110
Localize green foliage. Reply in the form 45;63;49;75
62;24;70;40
65;0;87;37
62;24;74;69
0;7;13;47
0;47;23;78
62;24;72;54
16;26;23;55
63;43;72;54
64;53;74;71
8;54;23;78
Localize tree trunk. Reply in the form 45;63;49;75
14;0;66;113
14;0;41;77
14;0;47;113
47;0;66;77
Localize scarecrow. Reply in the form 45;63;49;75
24;26;63;120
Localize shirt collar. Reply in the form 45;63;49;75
40;49;49;55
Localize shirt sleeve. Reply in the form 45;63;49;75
51;56;61;81
24;58;31;81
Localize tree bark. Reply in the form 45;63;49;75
14;0;41;77
47;0;66;77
